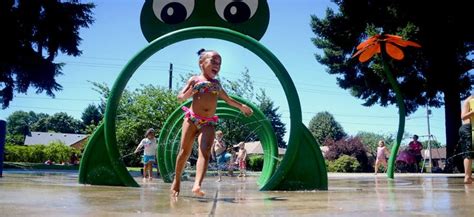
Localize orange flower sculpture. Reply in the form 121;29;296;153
351;33;421;179
352;34;421;62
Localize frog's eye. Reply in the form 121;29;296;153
152;0;195;24
215;0;259;23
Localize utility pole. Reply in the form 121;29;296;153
426;106;432;172
169;63;173;90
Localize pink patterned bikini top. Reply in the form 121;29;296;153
193;77;221;95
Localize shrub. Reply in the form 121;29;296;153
324;136;370;172
327;155;361;172
247;155;264;171
5;144;29;162
4;142;78;163
44;141;74;163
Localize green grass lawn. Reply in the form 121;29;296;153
3;162;79;170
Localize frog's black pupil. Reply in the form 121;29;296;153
223;2;251;23
160;2;187;24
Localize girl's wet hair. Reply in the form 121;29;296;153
197;48;207;58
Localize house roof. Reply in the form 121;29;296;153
234;141;286;155
24;132;88;146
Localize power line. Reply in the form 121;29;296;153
9;105;83;112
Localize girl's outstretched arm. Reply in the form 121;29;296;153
178;76;197;102
134;140;144;153
218;89;253;116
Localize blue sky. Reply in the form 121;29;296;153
0;0;448;145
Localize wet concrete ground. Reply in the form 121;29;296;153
0;171;473;216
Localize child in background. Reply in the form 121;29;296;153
459;94;474;184
212;130;230;182
237;142;247;177
134;128;157;181
374;140;390;175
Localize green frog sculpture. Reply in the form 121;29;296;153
79;0;327;191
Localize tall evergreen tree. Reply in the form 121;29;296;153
308;111;346;145
310;0;474;162
257;89;287;148
81;104;102;126
0;0;95;108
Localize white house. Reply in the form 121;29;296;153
24;132;88;149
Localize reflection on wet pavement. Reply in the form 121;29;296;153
0;171;473;216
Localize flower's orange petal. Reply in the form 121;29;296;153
356;35;379;50
359;43;381;62
386;38;422;48
385;34;403;40
386;42;404;60
352;47;366;58
386;37;409;47
404;40;421;48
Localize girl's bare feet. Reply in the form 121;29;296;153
464;177;473;184
192;185;205;197
170;180;180;197
170;189;180;197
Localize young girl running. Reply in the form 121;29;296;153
171;49;253;197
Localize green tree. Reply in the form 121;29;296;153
0;0;95;108
221;68;255;101
93;82;180;166
421;139;443;149
47;112;84;134
30;115;50;132
356;131;394;159
81;104;102;126
256;89;287;148
308;111;346;145
310;0;474;164
6;110;33;135
44;141;74;163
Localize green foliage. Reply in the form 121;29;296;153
256;89;287;148
28;145;48;163
310;0;472;113
218;68;257;145
47;112;84;134
0;0;95;108
324;136;370;172
221;68;255;101
4;145;30;162
4;142;77;163
6;134;25;145
6;110;85;139
92;82;180;166
421;139;444;149
30;113;50;132
327;155;361;173
247;155;264;171
6;111;34;135
308;111;346;145
310;0;474;151
356;131;394;158
217;119;254;148
81;104;103;126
